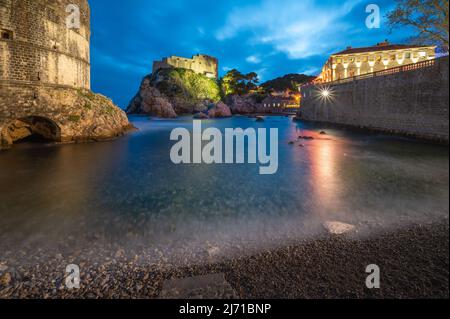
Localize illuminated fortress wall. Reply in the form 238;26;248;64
299;57;449;142
153;54;219;79
0;0;90;89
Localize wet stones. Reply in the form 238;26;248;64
194;112;209;120
0;272;12;286
323;221;356;235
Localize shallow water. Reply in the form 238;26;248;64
0;116;448;264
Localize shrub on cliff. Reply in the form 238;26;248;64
130;68;222;115
162;68;221;102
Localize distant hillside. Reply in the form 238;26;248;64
261;74;316;92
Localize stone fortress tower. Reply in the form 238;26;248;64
0;0;130;150
0;0;91;89
153;54;219;79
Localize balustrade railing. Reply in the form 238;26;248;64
304;57;446;88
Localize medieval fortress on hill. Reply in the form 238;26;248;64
153;54;219;79
0;0;130;150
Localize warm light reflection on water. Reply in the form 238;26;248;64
311;140;338;209
0;116;448;264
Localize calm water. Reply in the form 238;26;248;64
0;116;448;264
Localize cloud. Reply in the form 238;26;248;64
216;0;363;59
197;27;206;36
246;55;262;64
298;66;322;76
88;0;416;108
92;48;149;75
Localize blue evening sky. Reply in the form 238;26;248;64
89;0;416;108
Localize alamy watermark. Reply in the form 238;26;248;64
65;264;81;289
366;264;381;289
170;120;279;175
66;4;80;29
366;4;381;29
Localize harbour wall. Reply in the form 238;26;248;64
298;57;449;142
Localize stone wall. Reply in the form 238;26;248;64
0;0;90;88
298;57;449;142
0;0;132;151
153;54;218;78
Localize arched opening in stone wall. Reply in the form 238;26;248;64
5;116;61;144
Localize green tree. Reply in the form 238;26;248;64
220;69;260;97
387;0;449;52
244;72;259;92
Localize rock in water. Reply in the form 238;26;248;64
299;136;314;140
126;78;177;118
323;221;355;235
0;87;133;151
226;94;263;114
194;112;209;119
127;68;221;116
208;102;232;118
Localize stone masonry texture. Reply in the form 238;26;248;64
0;0;131;150
298;57;449;143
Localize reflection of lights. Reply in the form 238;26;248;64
309;140;340;211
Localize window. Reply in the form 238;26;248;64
405;52;411;59
1;29;13;40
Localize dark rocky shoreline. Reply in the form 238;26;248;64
1;222;448;299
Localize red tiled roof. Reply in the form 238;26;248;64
332;44;432;56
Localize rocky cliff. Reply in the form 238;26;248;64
127;68;223;117
225;94;265;114
0;85;133;150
